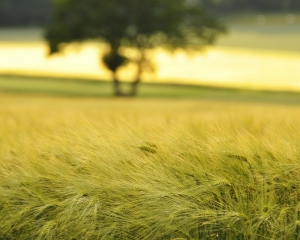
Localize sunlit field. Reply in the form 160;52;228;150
1;13;300;91
1;13;300;239
1;94;300;239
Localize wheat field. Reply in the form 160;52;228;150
1;94;300;239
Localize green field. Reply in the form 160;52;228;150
1;79;300;239
1;74;300;104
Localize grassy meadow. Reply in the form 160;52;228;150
1;87;300;239
1;74;300;104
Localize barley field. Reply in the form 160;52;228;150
1;93;300;239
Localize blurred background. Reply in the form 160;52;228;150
0;0;300;93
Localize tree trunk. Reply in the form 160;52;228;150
112;72;124;97
130;78;140;97
130;62;141;96
111;49;145;97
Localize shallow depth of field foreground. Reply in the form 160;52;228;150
1;95;300;239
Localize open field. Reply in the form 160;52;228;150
1;74;300;104
218;12;300;52
1;91;300;239
1;12;300;90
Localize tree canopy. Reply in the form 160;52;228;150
45;0;226;96
46;0;226;53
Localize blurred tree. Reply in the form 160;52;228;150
45;0;226;96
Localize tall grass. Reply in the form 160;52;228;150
1;95;300;239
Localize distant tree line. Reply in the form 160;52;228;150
0;0;53;27
201;0;300;13
0;0;299;27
